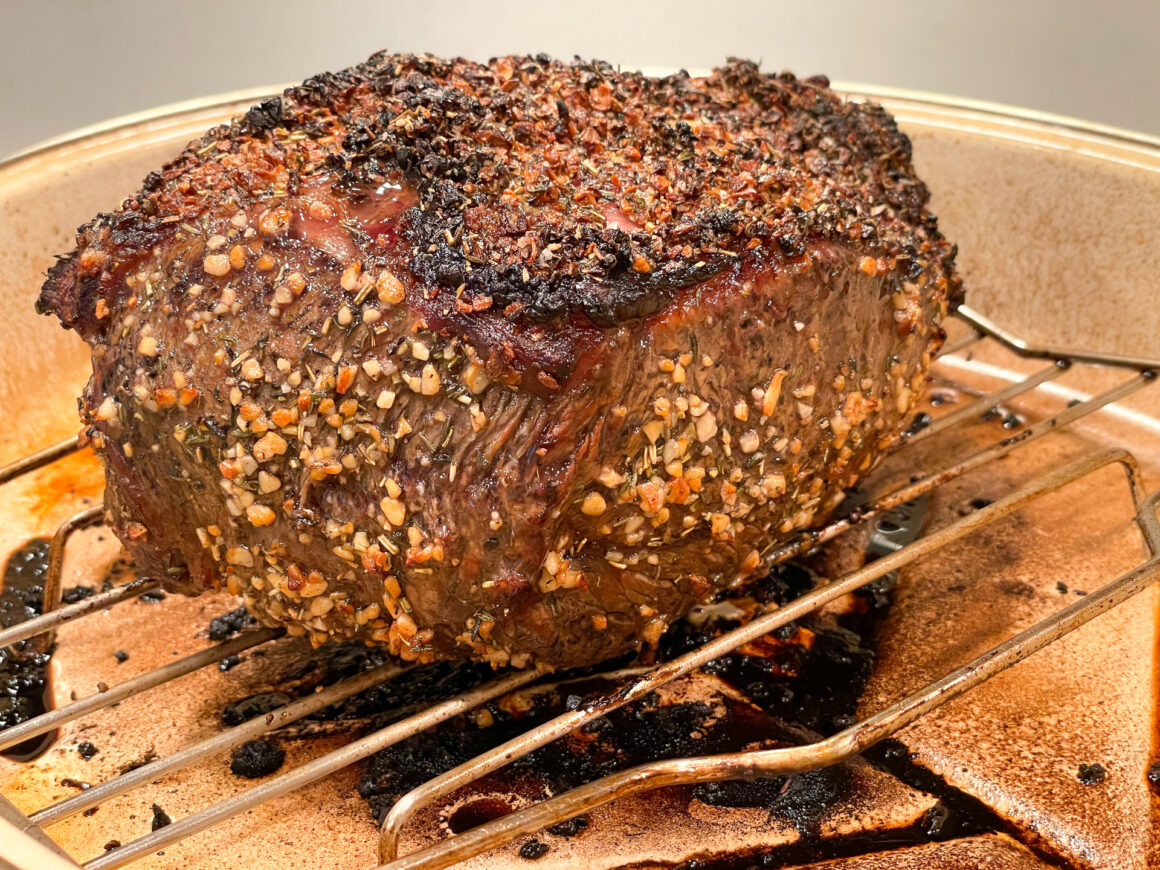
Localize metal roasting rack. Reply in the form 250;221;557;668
1;304;1158;870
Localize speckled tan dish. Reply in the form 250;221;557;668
0;83;1158;870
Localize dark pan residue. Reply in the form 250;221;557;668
207;606;257;641
0;537;55;761
208;545;1027;865
657;563;880;736
666;738;1067;870
358;685;804;827
208;603;498;734
353;562;876;832
863;739;1012;842
229;739;285;779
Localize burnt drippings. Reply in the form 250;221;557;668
229;739;285;778
1077;762;1107;786
447;797;515;834
1147;761;1160;795
358;688;802;825
349;560;878;831
906;412;933;436
204;539;1005;863
100;555;135;592
694;766;853;838
711;623;872;735
346;519;1066;867
659;741;1073;870
215;631;495;730
863;740;1008;843
61;584;95;604
663;740;1024;869
335;659;496;725
546;815;589;838
358;709;511;820
0;538;55;761
150;804;172;831
207;605;256;641
981;406;1025;430
221;692;292;727
658;563;878;736
117;749;159;775
518;839;549;860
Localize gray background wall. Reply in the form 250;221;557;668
2;0;1158;159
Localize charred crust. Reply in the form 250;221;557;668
38;53;960;332
239;96;285;134
36;253;79;322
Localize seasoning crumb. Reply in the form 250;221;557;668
202;254;231;277
580;492;607;516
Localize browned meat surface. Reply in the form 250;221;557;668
38;54;960;669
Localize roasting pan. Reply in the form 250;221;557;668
1;82;1159;870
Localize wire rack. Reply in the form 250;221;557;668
1;305;1158;870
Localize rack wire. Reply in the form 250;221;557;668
0;304;1157;870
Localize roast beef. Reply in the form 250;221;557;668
38;54;960;669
